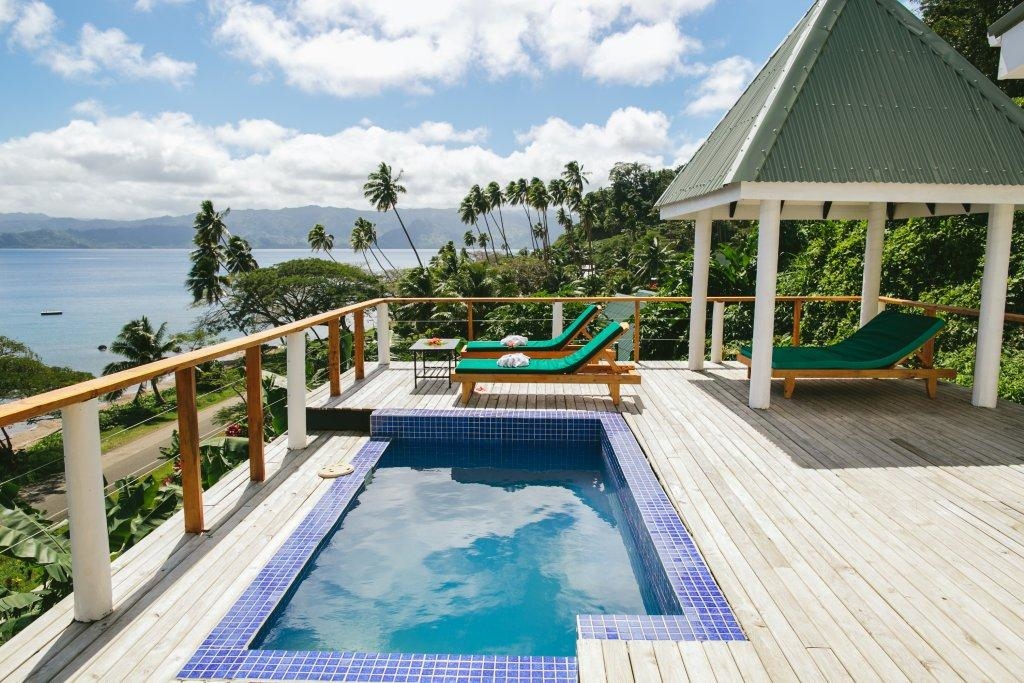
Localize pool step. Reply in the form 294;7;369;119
306;407;373;434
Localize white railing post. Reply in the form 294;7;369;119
711;301;725;364
377;302;391;366
286;331;308;449
973;204;1014;408
61;399;113;622
552;301;564;337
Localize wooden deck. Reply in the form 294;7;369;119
2;361;1023;681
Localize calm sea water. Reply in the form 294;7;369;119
254;442;655;657
0;249;422;376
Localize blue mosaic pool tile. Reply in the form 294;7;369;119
180;408;743;682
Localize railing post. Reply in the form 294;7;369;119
286;331;308;450
792;299;803;346
711;301;725;364
552;302;563;338
377;302;391;366
466;303;475;341
175;368;204;534
61;399;113;622
328;318;341;396
354;309;365;381
245;346;265;482
633;300;641;362
688;209;713;370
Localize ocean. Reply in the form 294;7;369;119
0;249;423;376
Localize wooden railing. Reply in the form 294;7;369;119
0;292;1019;623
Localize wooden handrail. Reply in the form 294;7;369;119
3;292;1020;428
0;298;386;426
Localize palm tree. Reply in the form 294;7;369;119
527;177;551;254
484;181;511;255
463;230;477;249
103;317;179;404
467;184;498;259
348;221;376;274
578;193;599;260
187;200;257;305
505;178;537;252
307;223;337;261
459;195;490;262
561;161;590;208
355;216;398;274
363;162;423;268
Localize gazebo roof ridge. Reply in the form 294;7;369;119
658;0;1024;219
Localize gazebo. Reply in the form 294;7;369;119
657;0;1024;410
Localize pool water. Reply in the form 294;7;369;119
253;441;660;656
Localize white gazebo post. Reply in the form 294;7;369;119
749;200;782;409
688;210;713;370
860;202;886;326
286;331;308;449
973;204;1014;408
552;302;564;338
710;301;725;364
62;399;113;622
376;302;391;366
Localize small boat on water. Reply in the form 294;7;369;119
40;310;62;316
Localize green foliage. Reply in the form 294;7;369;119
106;476;181;554
921;0;1023;98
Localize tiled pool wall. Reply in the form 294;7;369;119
179;408;742;682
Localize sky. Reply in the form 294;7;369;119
0;0;820;219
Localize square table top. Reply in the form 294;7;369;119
409;338;461;351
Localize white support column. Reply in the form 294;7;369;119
710;301;725;364
860;202;886;327
552;302;564;338
750;200;782;410
286;331;308;449
973;204;1014;408
376;302;391;366
61;399;113;622
688;210;713;370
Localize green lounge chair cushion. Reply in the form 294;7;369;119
740;311;944;370
463;304;599;352
456;322;625;375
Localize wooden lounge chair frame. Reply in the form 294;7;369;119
459;304;603;358
737;325;956;399
452;322;641;405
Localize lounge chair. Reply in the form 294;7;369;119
737;310;956;398
451;322;641;405
460;304;602;358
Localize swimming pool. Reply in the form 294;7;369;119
180;409;743;681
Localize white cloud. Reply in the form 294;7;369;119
0;107;674;218
1;1;195;85
684;55;757;116
585;22;699;85
70;98;106;118
9;0;54;50
211;0;714;96
134;0;192;10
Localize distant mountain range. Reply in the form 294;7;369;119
0;206;540;250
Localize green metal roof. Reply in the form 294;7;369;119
989;3;1024;39
658;0;1024;208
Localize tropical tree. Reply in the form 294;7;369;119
363;162;423;268
354;217;397;274
459;196;490;262
526;177;551;254
307;224;337;262
467;184;499;258
349;220;378;274
506;178;537;251
187;201;258;310
484;181;511;255
103;317;180;404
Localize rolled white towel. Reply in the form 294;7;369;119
500;334;529;348
496;353;531;368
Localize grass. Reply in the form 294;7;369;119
0;556;45;593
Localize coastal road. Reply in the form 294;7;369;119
26;396;244;519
